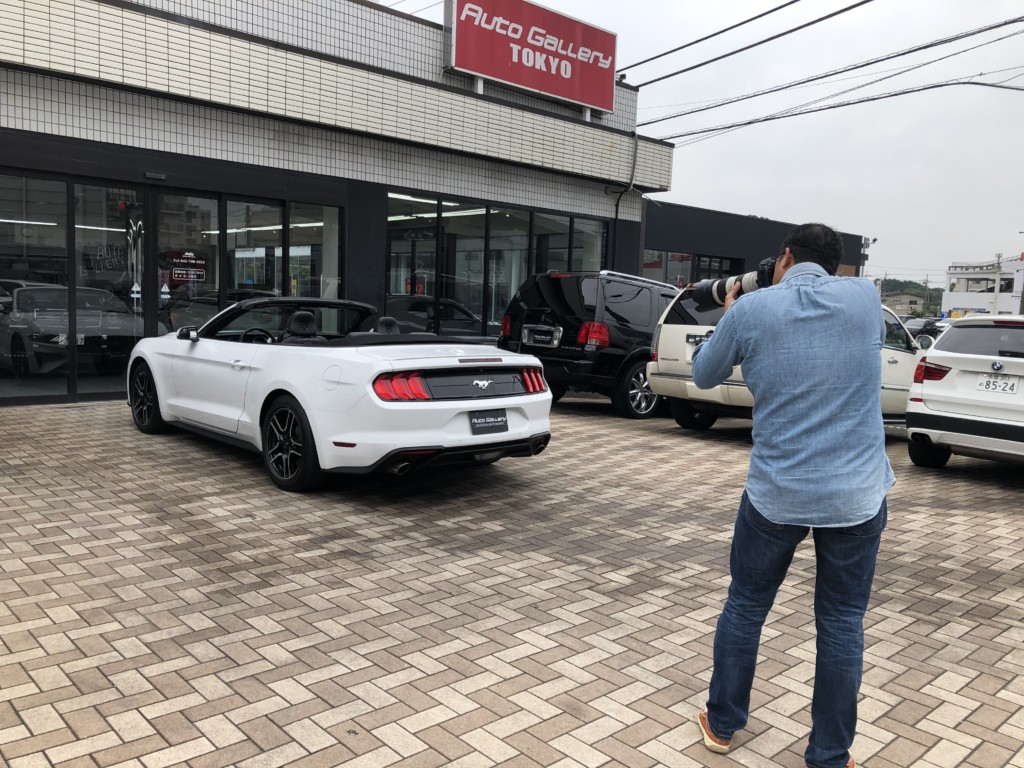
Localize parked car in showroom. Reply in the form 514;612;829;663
906;314;1024;468
904;316;949;340
0;285;149;377
647;292;925;431
383;294;500;341
498;271;679;418
127;297;551;491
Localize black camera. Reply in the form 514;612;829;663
685;256;778;311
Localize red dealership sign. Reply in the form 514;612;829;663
450;0;617;112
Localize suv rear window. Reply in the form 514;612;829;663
662;295;726;326
936;324;1024;357
512;275;598;316
602;280;652;327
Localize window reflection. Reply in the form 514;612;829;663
159;194;218;330
227;199;282;297
290;203;341;298
572;218;605;272
534;213;569;273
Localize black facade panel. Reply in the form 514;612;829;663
344;182;388;309
609;218;642;275
643;200;866;274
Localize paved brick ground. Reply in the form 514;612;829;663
1;397;1023;768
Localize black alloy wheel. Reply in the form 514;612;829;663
612;360;661;419
262;395;322;492
669;397;718;430
129;361;167;434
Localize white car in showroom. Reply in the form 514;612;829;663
906;314;1024;468
647;292;927;432
127;297;551;491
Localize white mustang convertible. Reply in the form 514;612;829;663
127;297;552;491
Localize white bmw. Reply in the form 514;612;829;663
127;297;552;491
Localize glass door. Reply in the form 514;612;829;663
74;184;146;394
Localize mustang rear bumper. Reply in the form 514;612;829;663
327;432;552;475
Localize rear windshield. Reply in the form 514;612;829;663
510;275;598;317
935;324;1024;357
663;295;726;326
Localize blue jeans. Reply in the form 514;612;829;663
706;492;886;768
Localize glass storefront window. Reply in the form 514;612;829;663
387;193;439;316
437;200;487;338
534;213;569;273
74;184;145;391
227;199;283;298
0;174;69;397
572;218;606;272
158;194;219;330
643;249;693;287
488;208;530;331
290;203;341;298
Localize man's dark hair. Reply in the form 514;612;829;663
782;223;844;276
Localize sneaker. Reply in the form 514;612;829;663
697;709;731;754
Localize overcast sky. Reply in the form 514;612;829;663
402;0;1024;286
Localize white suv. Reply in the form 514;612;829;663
647;293;925;431
906;315;1024;468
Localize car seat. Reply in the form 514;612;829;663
279;310;327;345
374;316;401;335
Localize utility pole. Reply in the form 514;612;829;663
994;253;1002;313
924;275;929;315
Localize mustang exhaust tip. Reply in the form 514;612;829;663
390;461;412;476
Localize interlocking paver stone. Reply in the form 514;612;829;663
1;398;1023;767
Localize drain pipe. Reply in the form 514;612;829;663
610;131;640;270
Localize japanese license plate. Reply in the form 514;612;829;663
469;409;508;435
976;373;1018;394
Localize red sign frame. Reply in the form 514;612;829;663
450;0;617;112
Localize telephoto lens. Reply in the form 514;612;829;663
688;271;761;310
684;256;778;311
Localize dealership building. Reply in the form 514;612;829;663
0;0;673;405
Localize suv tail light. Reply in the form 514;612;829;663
374;372;432;401
651;325;661;362
521;367;547;393
913;356;951;384
577;321;610;347
500;314;512;338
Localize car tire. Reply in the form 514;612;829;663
11;336;30;378
262;395;322;492
549;383;567;403
908;439;951;469
128;361;168;434
669;397;718;430
611;360;660;419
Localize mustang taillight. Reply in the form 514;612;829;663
577;321;610;347
500;314;512;338
374;372;432;401
521;367;547;393
913;357;951;384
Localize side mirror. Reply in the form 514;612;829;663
176;326;199;342
916;335;933;350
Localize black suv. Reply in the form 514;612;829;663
497;271;680;418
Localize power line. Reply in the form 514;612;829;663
639;16;1024;127
406;0;441;14
635;0;877;89
617;0;804;73
662;77;1024;142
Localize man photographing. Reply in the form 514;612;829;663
691;222;892;768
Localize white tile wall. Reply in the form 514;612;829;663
0;0;670;192
0;67;644;221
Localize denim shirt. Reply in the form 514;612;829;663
692;262;894;527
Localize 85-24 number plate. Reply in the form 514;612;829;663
976;373;1018;394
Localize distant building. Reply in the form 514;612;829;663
881;292;925;316
942;258;1022;317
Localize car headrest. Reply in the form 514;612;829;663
286;310;318;336
374;316;401;335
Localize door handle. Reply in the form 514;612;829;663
886;357;899;364
228;359;248;369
